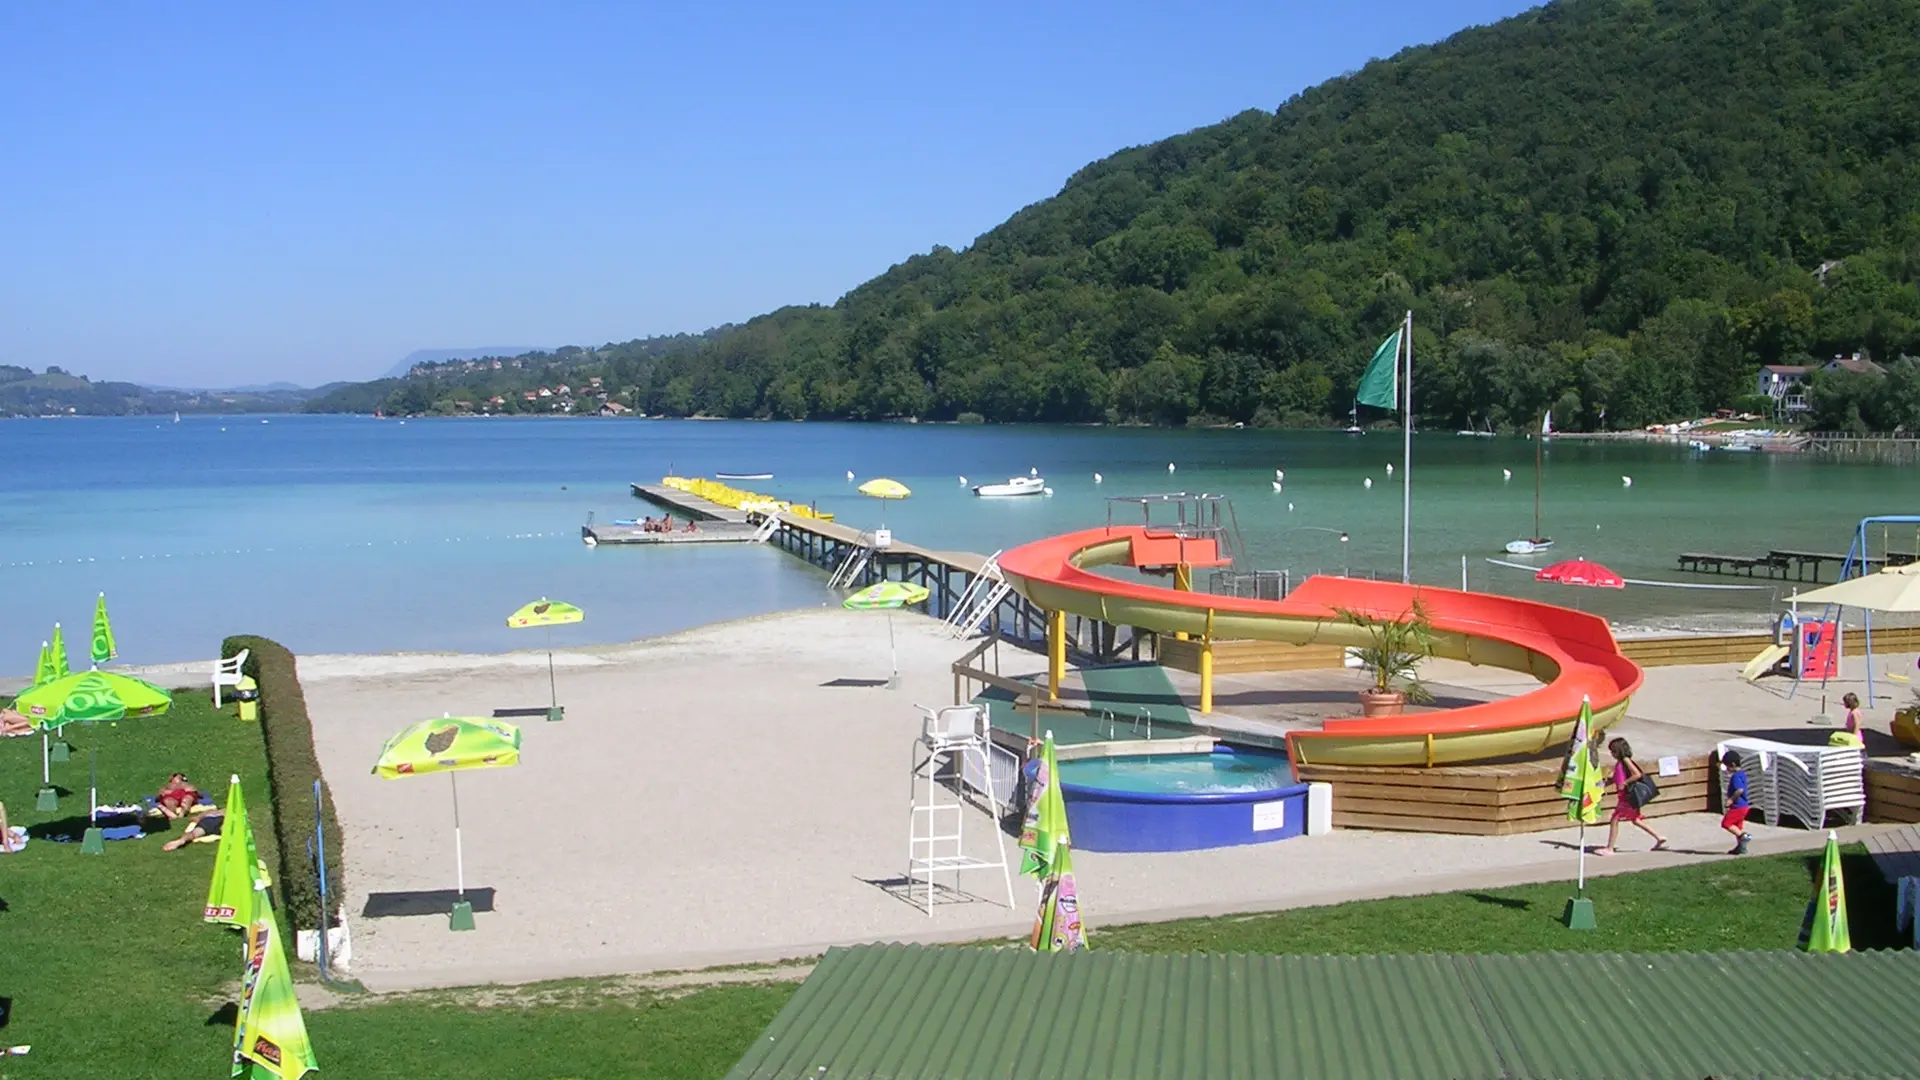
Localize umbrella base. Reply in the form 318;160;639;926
1563;896;1596;930
80;827;105;855
448;900;476;932
547;706;565;722
49;740;71;763
35;787;58;812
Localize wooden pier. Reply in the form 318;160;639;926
1678;547;1916;583
627;483;751;523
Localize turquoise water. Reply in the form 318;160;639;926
1057;749;1297;795
0;415;1911;670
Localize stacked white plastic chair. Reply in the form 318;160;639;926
1718;737;1867;828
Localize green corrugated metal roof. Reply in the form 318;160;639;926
727;944;1920;1080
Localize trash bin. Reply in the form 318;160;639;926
235;676;260;722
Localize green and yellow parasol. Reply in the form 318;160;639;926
48;622;71;681
91;593;117;667
1019;733;1086;952
233;902;320;1079
205;774;271;928
842;581;929;689
374;715;522;930
506;598;583;710
15;669;172;729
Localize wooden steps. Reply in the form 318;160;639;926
1295;754;1712;836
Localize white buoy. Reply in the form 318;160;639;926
958;476;967;486
1093;472;1103;483
1167;463;1176;473
1385;463;1393;475
1621;475;1633;487
1502;468;1512;481
1363;477;1373;489
1272;481;1283;492
846;470;855;481
1043;487;1054;496
1287;502;1294;512
1274;469;1285;481
1030;466;1038;477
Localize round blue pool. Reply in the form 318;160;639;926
1056;747;1310;852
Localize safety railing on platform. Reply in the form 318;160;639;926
828;532;877;589
944;550;1009;638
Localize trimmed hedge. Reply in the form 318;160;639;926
221;634;344;934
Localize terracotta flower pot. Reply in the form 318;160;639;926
1358;687;1406;717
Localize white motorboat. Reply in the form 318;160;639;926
972;476;1047;497
1504;538;1555;555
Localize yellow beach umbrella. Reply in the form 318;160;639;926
506;598;583;712
857;478;911;499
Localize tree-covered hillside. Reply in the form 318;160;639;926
344;0;1920;429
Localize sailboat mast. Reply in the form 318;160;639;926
1532;421;1544;540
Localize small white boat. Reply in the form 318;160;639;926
972;476;1047;498
715;472;773;480
1504;538;1555;555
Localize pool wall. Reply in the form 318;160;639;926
1061;763;1311;852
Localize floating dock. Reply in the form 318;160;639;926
1678;547;1916;582
581;484;759;545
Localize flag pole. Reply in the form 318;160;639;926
1400;309;1413;585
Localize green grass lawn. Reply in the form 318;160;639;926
3;687;1902;1080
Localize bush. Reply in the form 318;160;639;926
221;634;344;934
954;411;986;425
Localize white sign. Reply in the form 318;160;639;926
1657;755;1681;777
1252;801;1287;832
872;528;893;548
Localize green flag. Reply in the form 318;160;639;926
91;593;117;667
33;640;56;689
1355;329;1401;410
49;623;70;680
1804;831;1851;953
206;776;268;927
234;907;319;1080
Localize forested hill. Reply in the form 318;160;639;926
356;0;1920;429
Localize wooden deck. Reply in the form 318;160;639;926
1678;547;1917;582
1864;824;1920;882
1293;753;1712;835
584;522;761;545
628;483;751;524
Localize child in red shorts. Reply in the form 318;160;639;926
1720;749;1752;855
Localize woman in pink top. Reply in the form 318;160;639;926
1842;693;1863;739
1595;737;1669;855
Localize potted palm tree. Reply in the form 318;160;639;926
1336;598;1437;717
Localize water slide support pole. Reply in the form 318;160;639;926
1173;563;1192;640
1048;608;1066;701
1200;608;1215;715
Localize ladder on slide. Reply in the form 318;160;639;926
944;551;1008;638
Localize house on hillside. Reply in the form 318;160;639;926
1823;351;1885;377
1757;364;1810;417
599;401;630;416
536;387;553;398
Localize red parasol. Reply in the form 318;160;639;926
1535;558;1625;589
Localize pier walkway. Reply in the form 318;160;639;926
1678;547;1916;583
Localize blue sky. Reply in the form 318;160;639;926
0;2;1537;388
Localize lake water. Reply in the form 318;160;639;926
0;415;1910;670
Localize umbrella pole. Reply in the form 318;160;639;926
41;732;49;785
451;771;465;899
888;612;898;689
1577;823;1586;892
546;627;557;709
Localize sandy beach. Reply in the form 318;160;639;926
285;608;1915;992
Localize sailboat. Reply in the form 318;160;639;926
172;412;181;424
1504;410;1554;554
1343;400;1364;434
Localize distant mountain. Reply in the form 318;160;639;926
0;365;316;416
138;380;310;394
383;348;545;379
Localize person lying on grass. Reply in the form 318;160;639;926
161;808;224;852
153;773;202;819
1;709;32;737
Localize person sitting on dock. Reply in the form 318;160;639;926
684;518;698;533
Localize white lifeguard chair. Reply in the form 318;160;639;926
907;704;1016;915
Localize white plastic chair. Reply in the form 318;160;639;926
213;649;248;708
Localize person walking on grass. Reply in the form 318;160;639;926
1720;749;1752;855
1595;737;1668;855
